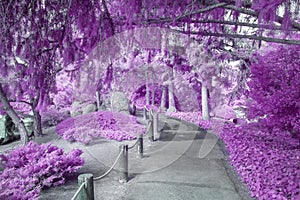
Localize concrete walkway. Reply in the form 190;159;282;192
39;113;254;200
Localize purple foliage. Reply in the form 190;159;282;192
167;111;212;130
56;111;146;144
0;102;31;116
41;105;70;126
221;124;300;199
247;44;300;137
0;142;84;200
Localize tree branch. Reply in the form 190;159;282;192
147;3;228;23
8;100;31;106
185;19;298;31
173;29;300;45
177;2;229;20
200;31;300;45
224;5;300;31
102;0;115;35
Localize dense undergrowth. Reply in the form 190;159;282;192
0;142;84;200
56;110;146;144
221;123;300;200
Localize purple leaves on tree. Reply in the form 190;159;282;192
247;44;300;138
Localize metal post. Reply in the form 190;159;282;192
153;112;159;141
78;174;94;200
137;134;143;158
119;145;128;183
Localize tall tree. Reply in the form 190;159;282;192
0;0;107;144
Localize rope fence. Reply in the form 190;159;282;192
71;174;94;200
71;135;145;199
128;135;141;150
128;134;144;158
93;149;124;181
71;107;161;200
71;179;87;200
143;107;160;141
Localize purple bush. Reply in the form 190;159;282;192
0;141;84;200
41;105;70;126
220;124;300;199
247;44;300;138
56;111;146;144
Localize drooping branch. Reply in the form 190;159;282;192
144;2;300;34
147;2;228;24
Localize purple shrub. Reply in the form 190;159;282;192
218;44;300;199
56;111;146;144
0;141;84;200
246;44;300;138
41;105;70;126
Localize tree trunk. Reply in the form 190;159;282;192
160;85;167;111
167;83;177;112
31;98;42;136
96;91;101;110
33;109;42;136
167;66;177;112
0;84;29;145
151;85;155;106
145;71;150;105
201;85;210;120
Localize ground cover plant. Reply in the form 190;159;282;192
56;111;146;144
0;142;84;200
220;44;300;199
221;124;300;199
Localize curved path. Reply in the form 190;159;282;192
39;113;254;200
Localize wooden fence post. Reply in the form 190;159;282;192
119;145;128;183
137;134;143;158
78;174;94;200
153;112;159;140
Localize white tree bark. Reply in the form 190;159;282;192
160;85;167;111
151;85;155;105
167;83;177;112
145;71;150;105
202;85;210;120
